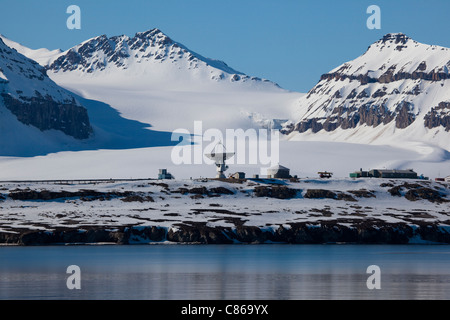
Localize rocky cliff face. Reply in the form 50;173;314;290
0;38;92;139
285;33;450;148
1;93;92;139
424;102;450;131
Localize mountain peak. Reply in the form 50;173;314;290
44;29;280;88
379;33;411;45
366;33;418;53
0;34;63;67
288;33;450;150
133;28;174;47
135;28;165;37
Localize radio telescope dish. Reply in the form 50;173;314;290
205;142;234;179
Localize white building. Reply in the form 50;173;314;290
267;164;291;179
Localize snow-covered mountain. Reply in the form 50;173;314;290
0;34;62;67
46;28;275;86
32;29;300;132
286;33;450;150
0;36;92;145
0;35;181;157
0;29;302;157
1;31;450;180
44;28;279;88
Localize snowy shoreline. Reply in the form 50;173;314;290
0;178;449;245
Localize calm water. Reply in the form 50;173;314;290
0;244;449;300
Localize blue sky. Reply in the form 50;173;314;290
1;0;449;92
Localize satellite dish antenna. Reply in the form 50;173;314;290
205;141;234;179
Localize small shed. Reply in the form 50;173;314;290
158;169;173;180
230;172;246;179
350;168;369;178
267;164;291;179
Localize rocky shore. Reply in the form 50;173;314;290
0;178;448;245
2;222;450;246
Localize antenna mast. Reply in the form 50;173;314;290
204;141;235;179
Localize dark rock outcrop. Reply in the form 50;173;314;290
404;187;447;203
293;103;407;133
388;185;403;197
303;189;357;202
424;102;450;131
8;189;133;201
121;194;154;203
386;182;448;203
2;221;450;245
304;189;337;199
395;101;416;129
209;187;234;195
167;223;232;244
320;69;450;86
294;118;326;133
11;227;127;246
126;226;166;243
47;34;125;72
254;186;298;199
1;93;92;139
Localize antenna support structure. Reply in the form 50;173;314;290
204;142;235;179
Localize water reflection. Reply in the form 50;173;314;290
1;245;449;300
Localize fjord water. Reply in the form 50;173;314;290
0;245;449;300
